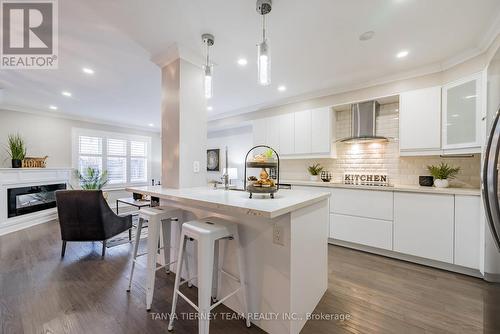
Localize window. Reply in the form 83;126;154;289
73;128;151;187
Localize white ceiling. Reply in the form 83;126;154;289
1;0;499;129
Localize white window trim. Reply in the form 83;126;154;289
72;127;152;189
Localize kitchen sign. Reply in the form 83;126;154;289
343;173;389;186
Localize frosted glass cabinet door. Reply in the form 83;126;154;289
442;73;482;149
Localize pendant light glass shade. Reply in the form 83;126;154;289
256;0;272;86
257;40;271;86
202;33;215;99
204;64;213;99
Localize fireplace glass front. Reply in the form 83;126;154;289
7;183;67;218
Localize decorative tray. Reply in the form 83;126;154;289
246;184;278;198
246;160;278;168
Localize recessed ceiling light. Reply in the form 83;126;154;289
49;105;58;110
278;85;287;92
452;114;460;118
359;31;375;41
464;95;477;99
207;106;213;111
237;58;248;66
82;67;94;75
61;91;72;97
396;50;409;58
148;123;154;127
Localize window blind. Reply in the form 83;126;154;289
75;132;150;187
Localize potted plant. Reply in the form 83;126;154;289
75;167;109;197
427;162;460;188
307;163;324;181
6;133;26;168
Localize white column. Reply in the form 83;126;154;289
158;47;207;188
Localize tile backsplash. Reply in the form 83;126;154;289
280;103;481;188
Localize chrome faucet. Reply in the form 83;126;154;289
221;146;229;190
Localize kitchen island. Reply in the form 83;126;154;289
126;186;330;334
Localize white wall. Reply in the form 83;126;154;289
0;109;162;184
161;58;207;188
207;126;253;187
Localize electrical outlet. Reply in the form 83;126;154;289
273;224;285;246
193;161;200;173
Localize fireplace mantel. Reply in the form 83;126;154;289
0;168;72;235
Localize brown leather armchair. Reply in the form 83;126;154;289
55;190;132;257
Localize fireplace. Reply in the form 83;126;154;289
7;183;67;218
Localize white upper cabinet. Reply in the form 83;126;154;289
266;115;280;152
253;108;334;158
294;110;312;154
399;86;442;154
252;118;267;146
311;107;332;153
278;113;294;154
442;73;483;151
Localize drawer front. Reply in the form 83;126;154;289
454;195;480;269
394;192;454;263
330;213;393;250
331;188;393;220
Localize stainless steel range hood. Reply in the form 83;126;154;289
339;100;389;143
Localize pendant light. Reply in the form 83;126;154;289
256;0;272;86
202;34;215;99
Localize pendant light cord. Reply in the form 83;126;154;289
262;14;266;41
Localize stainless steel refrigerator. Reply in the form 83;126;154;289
483;109;500;251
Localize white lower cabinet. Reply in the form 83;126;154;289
330;213;393;250
293;184;481;272
394;192;454;263
331;188;393;220
454;195;480;269
329;188;393;250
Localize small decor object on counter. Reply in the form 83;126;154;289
244;145;280;199
6;133;26;168
427;162;460;188
343;173;389;187
207;149;220;171
419;175;434;187
320;171;332;182
22;156;48;168
307;163;324;181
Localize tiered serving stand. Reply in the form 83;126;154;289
243;145;280;199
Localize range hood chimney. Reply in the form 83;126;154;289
339;100;389;143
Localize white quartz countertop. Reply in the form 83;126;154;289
126;186;330;219
282;179;481;196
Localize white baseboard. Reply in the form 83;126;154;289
0;209;58;236
483;272;500;283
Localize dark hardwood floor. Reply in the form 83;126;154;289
1;221;499;334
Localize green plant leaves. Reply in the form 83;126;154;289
74;167;109;190
427;162;460;180
308;163;324;176
7;133;26;160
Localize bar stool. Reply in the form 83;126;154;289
126;206;191;311
168;217;251;333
